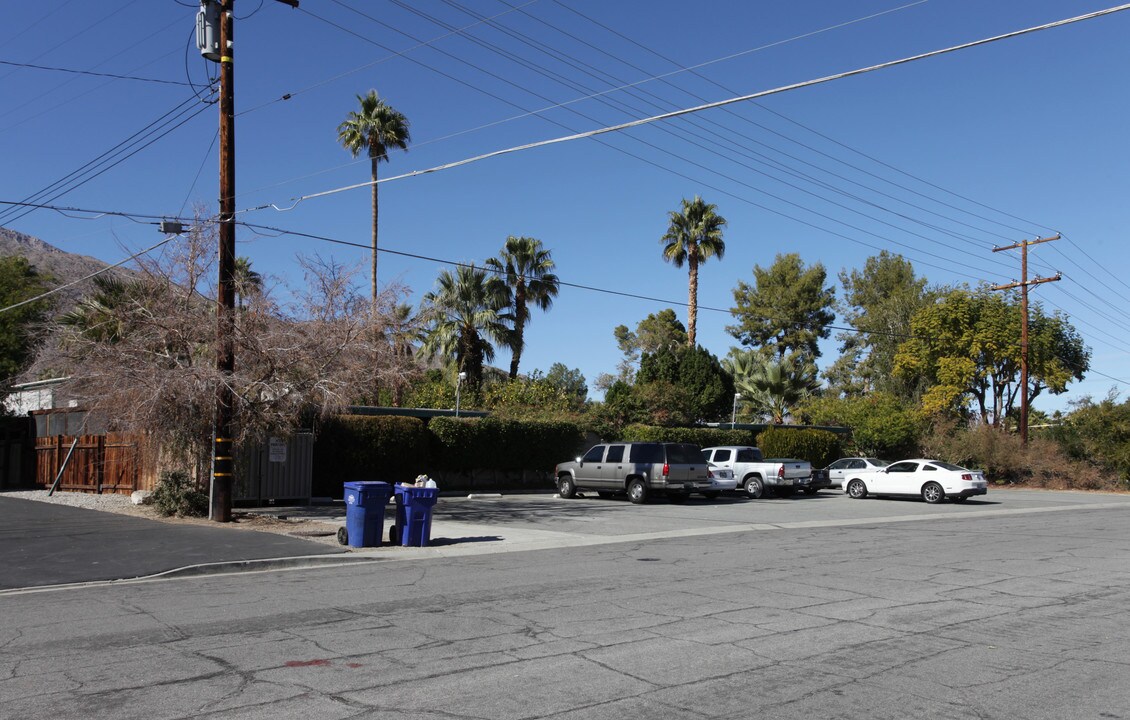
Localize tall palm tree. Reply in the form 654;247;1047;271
485;236;560;379
660;195;726;347
419;265;511;389
336;90;411;307
232;256;262;310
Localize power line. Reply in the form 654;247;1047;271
235;0;542;117
0;59;191;86
0;233;184;316
246;4;1130;214
409;0;1017;275
0;94;213;225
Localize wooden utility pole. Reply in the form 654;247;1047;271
212;0;236;522
991;234;1061;445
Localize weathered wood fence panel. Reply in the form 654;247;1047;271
35;433;143;495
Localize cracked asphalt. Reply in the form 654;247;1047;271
2;488;1129;719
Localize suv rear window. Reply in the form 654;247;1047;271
664;443;707;464
629;443;663;463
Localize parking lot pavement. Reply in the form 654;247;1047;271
0;496;346;591
7;488;1128;590
275;487;1130;562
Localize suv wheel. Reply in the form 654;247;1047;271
558;476;576;499
627;478;648;504
744;476;764;499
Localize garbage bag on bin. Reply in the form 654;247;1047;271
342;481;392;548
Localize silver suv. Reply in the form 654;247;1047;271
555;442;713;504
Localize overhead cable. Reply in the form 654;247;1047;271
247;4;1130;211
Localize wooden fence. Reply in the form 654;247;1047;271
34;433;150;495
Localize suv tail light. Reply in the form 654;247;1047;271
707;468;715;478
662;462;670;477
777;465;785;479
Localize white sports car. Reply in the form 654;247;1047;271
842;459;988;504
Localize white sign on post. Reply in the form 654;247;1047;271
268;437;287;463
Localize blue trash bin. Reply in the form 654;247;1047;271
391;485;440;547
343;481;392;548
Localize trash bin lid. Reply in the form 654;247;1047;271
344;481;392;500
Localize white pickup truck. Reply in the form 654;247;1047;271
701;446;812;499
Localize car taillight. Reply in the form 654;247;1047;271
662;463;669;476
707;468;715;478
778;466;784;478
962;473;972;481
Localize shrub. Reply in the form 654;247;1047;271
428;417;585;477
312;415;429;496
798;393;920;458
757;427;843;467
151;469;208;517
620;424;750;447
918;420;1109;490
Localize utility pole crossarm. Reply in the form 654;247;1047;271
992;233;1061;253
990;274;1062;292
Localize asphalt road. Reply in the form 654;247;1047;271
3;489;1129;719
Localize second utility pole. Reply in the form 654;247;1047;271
991;234;1060;445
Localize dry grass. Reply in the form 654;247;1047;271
919;421;1117;491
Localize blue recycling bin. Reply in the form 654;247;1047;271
391;485;440;547
342;481;392;548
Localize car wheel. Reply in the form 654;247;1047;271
703;491;721;499
628;478;648;504
922;482;945;504
744;476;764;499
557;476;576;499
847;479;868;499
666;492;689;504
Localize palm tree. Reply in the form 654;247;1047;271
660;195;726;347
336;90;411;307
385;302;424;406
725;350;818;424
485;236;560;379
419;265;511;389
59;275;142;343
232;256;262;310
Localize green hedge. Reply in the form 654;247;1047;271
429;417;584;475
620;424;751;448
757;427;842;467
312;415;429;496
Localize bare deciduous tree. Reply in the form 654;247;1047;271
33;220;423;470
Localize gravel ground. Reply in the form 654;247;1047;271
1;489;343;547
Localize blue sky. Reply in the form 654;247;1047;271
2;1;1128;413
